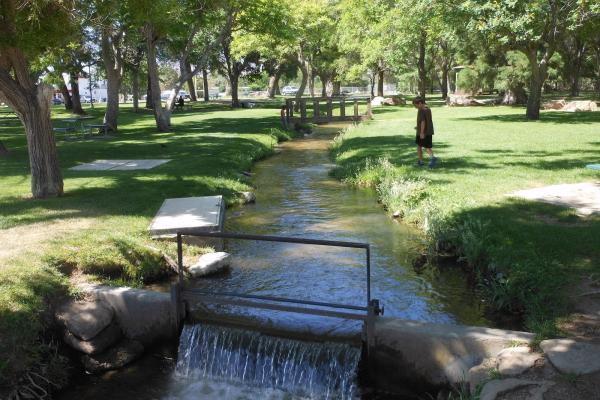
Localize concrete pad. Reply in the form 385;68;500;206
587;164;600;171
148;196;225;237
509;182;600;216
70;159;170;171
81;284;178;345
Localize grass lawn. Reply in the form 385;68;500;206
0;102;283;392
332;101;600;335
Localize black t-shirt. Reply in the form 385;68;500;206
416;107;434;135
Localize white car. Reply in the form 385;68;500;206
281;86;299;96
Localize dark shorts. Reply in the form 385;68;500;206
415;134;433;148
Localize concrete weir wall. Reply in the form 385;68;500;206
370;317;535;392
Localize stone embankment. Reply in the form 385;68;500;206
371;318;600;399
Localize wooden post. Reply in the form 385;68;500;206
300;99;307;122
327;99;333;121
340;98;346;119
353;99;359;120
313;99;320;122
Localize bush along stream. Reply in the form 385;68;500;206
331;123;572;341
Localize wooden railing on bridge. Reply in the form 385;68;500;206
285;96;372;124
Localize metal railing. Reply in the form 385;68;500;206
174;232;383;323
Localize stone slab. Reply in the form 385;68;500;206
188;251;231;278
587;164;600;171
63;319;122;355
55;300;115;341
70;159;170;171
148;196;224;237
540;339;600;375
509;182;600;216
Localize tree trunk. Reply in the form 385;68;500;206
21;87;64;197
320;74;328;97
0;140;8;157
332;81;341;96
203;69;209;101
441;62;449;100
132;68;139;112
104;69;121;131
146;74;153;109
526;49;550;120
60;82;73;110
417;32;427;98
569;38;585;97
370;75;375;98
502;86;527;105
308;68;315;98
377;69;384;97
185;60;197;101
70;73;85;114
145;24;170;131
295;56;308;108
230;72;240;107
267;68;282;98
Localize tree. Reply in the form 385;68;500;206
0;0;77;198
463;0;599;119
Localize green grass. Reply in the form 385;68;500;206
0;102;284;394
332;101;600;333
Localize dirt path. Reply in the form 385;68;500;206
0;218;94;267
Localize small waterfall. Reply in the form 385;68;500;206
174;324;362;399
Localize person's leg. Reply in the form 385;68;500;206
417;145;423;162
426;148;434;158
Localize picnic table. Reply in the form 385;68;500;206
59;116;95;136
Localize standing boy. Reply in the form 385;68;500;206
413;97;437;167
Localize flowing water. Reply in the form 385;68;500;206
59;125;491;400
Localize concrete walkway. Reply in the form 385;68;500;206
70;159;171;171
509;182;600;216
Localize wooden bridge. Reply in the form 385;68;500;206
285;96;372;125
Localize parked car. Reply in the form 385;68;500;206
281;86;299;96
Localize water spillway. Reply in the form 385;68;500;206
173;324;362;399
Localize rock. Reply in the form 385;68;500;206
371;96;386;107
392;210;402;218
540;339;600;375
391;96;406;105
370;318;534;391
468;358;497;393
562;100;598;112
447;94;481;106
55;300;114;341
479;379;541;400
543;99;567;110
82;340;144;373
241;191;256;204
188;251;231;278
63;319;121;355
81;284;178;345
496;346;540;376
241;171;253;177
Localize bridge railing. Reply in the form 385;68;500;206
285;96;372;124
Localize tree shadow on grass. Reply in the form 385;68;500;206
458;111;600;125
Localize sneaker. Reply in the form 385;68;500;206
416;160;424;167
428;156;438;168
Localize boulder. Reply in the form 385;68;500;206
479;379;541;400
540;339;600;375
447;94;481;106
468;357;497;393
82;340;144;373
80;284;178;345
391;96;406;105
562;100;598;112
188;252;231;278
241;191;256;204
371;96;386;107
496;346;541;376
543;99;567;110
63;319;121;355
55;300;114;341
